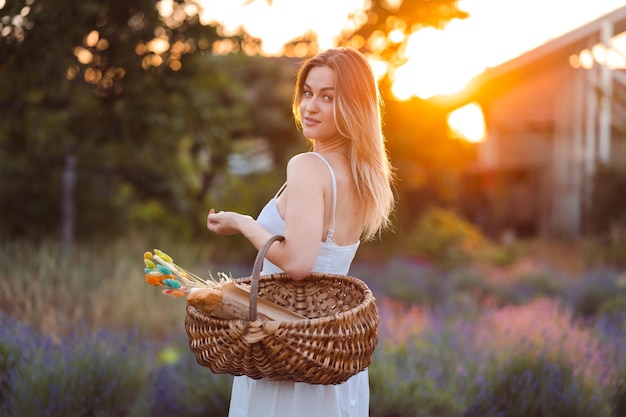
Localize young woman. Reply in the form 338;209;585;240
207;46;395;417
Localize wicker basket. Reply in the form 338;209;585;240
184;235;379;385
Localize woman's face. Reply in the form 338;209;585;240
299;65;341;142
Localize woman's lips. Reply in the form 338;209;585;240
303;117;320;127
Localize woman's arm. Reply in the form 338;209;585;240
207;153;326;280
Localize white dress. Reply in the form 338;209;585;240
228;152;369;417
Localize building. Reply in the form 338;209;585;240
434;6;626;239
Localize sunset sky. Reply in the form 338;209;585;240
198;0;626;100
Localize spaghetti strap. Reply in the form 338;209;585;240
309;152;337;244
274;182;287;199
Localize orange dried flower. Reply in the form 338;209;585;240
163;289;187;298
145;273;162;286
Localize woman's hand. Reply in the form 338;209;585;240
206;208;253;236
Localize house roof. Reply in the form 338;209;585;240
431;5;626;111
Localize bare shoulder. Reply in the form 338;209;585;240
286;152;328;175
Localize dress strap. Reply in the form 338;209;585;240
309;152;337;244
274;182;287;199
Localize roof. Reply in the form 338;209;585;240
431;5;626;111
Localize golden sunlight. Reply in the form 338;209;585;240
156;0;626;99
196;0;364;56
391;0;626;100
392;26;484;100
447;103;485;143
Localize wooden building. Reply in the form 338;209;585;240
435;6;626;239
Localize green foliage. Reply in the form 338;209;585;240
0;1;302;242
463;353;610;417
405;208;489;269
0;0;479;247
485;241;527;267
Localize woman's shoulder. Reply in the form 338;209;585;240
286;152;328;172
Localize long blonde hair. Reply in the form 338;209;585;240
292;47;395;240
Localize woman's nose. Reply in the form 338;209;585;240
305;97;318;113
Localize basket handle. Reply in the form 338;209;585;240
249;234;285;321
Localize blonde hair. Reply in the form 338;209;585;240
292;47;395;240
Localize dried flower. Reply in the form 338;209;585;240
142;248;231;298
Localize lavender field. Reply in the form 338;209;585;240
1;236;625;417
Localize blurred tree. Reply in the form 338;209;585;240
339;0;468;70
0;0;301;242
0;0;473;248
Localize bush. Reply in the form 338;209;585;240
463;353;610;417
404;208;490;270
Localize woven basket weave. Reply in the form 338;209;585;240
184;235;379;385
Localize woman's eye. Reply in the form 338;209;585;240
323;95;333;102
303;90;313;97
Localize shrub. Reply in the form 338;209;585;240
405;208;490;270
463;353;610;417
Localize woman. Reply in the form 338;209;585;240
207;46;395;417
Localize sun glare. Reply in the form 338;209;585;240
392;26;485;101
196;0;364;56
447;103;485;143
165;0;626;99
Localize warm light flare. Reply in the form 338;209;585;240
392;26;484;100
196;0;364;55
147;37;170;55
579;49;594;69
85;30;99;47
367;57;388;82
74;46;93;64
447;103;485;143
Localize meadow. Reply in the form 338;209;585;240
1;230;625;417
